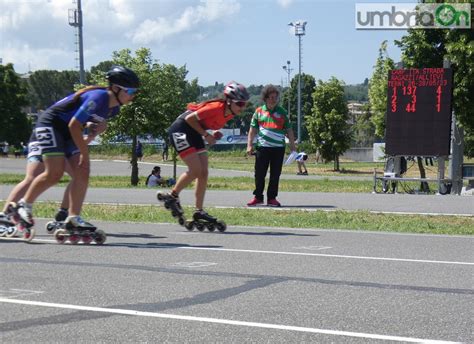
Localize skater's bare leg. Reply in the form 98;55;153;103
172;152;205;197
2;161;44;213
66;153;89;216
193;152;208;210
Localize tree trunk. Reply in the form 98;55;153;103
334;155;340;171
131;136;139;186
416;157;429;192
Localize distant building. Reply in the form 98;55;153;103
347;101;366;125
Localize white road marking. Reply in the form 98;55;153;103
11;238;472;266
294;246;332;251
179;247;474;266
0;297;460;343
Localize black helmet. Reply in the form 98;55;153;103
106;66;140;88
224;81;249;102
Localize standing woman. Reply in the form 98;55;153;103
246;84;296;207
13;66;139;231
160;81;249;223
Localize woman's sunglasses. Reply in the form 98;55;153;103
232;100;247;108
117;85;139;96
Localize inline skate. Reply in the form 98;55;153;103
53;216;106;245
0;212;17;238
45;208;69;234
184;210;226;232
2;202;35;242
157;192;186;226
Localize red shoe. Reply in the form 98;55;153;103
267;198;281;207
247;197;263;207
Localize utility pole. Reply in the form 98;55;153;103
288;20;307;143
282;60;292;118
69;0;85;84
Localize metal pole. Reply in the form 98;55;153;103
297;35;302;143
77;0;85;84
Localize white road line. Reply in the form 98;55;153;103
0;297;460;343
15;238;473;265
180;247;474;266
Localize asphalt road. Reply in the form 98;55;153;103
1;220;472;343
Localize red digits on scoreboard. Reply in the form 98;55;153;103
436;85;442;112
391;87;397;112
405;86;417;113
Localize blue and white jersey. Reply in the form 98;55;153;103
39;89;119;126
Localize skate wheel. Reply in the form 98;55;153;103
94;230;107;245
216;220;226;232
185;221;194;231
54;229;68;244
157;193;164;201
69;233;80;245
5;227;17;238
23;228;35;242
207;223;216;232
81;232;93;245
45;221;57;234
171;210;179;217
178;217;185;226
196;223;205;231
164;202;171;210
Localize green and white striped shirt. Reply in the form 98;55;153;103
250;104;291;148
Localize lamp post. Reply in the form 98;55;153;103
282;60;292;118
68;0;85;84
288;20;307;143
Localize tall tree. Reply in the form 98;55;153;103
395;0;474;157
27;70;79;110
90;48;199;185
368;41;395;139
0;64;30;146
307;77;351;171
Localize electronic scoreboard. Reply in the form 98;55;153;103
385;68;453;156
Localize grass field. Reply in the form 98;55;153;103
2;201;472;235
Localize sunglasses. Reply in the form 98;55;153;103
116;85;139;96
232;100;247;108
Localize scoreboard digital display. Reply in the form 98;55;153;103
385;68;453;156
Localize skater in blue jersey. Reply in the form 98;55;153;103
13;66;140;232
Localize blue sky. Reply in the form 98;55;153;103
0;0;409;87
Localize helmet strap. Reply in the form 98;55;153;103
111;85;123;106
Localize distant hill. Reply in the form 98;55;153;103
198;80;369;103
344;81;368;102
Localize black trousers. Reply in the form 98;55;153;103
253;146;285;200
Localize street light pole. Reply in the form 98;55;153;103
288;20;307;143
282;60;292;118
68;0;85;84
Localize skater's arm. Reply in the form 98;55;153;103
69;118;89;168
185;112;216;145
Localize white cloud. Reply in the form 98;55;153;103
1;41;72;71
277;0;295;9
130;0;240;44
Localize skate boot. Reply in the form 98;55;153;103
45;208;69;234
53;216;106;245
0;212;17;238
184;209;226;232
8;201;35;242
157;192;186;226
